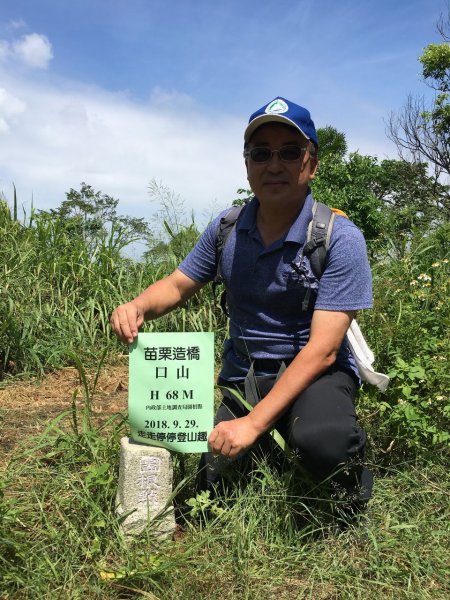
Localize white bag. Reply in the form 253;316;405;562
346;320;390;392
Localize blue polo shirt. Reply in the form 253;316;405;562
179;191;372;382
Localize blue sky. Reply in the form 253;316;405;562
0;0;445;227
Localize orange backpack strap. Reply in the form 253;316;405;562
331;207;348;218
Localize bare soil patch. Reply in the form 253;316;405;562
0;362;129;467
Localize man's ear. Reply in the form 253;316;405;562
309;156;319;181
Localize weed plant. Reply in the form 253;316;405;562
2;189;448;458
358;224;450;457
0;196;227;380
1;188;449;597
1;391;449;599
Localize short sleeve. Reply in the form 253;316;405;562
314;217;372;311
178;213;224;283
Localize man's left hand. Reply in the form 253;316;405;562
208;416;262;459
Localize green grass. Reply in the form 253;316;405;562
1;189;449;598
1;391;449;599
0;200;227;379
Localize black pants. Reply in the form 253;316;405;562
197;365;373;502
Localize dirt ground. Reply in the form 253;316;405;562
0;362;129;468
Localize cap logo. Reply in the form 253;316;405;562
265;99;288;115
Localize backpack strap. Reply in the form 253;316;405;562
214;204;247;283
213;203;247;314
303;201;336;279
213;199;340;314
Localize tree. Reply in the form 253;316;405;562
43;182;151;253
387;6;450;179
144;179;200;266
317;126;348;160
234;127;447;251
373;159;449;233
313;131;448;254
313;151;385;243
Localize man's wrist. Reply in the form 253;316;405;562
246;410;271;437
131;297;146;318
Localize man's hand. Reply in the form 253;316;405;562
208;415;264;459
210;310;357;444
110;270;204;345
110;300;145;344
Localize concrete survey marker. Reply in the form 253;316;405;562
116;437;176;538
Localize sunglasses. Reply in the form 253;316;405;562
244;145;308;163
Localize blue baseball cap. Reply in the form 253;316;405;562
244;97;318;147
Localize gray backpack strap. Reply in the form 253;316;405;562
213;203;247;314
214;204;246;283
304;201;335;279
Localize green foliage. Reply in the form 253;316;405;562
145;179;201;266
232;187;253;206
145;220;201;268
317;125;348;159
0;202;135;377
0;365;167;598
0;184;225;378
374;159;448;238
419;41;450;143
313;144;448;250
358;225;450;454
313;152;385;242
420;42;450;90
2;413;449;598
45;182;151;252
3;186;150;355
185;490;225;519
0;480;22;574
1;174;450;597
381;356;449;447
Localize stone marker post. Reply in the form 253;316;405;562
116;437;176;538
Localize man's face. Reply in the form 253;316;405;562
245;123;318;208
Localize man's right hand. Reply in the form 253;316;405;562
110;270;204;345
110;300;145;344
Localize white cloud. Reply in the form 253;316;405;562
0;74;246;228
12;33;53;69
149;86;195;108
0;40;11;61
0;88;27;116
8;19;27;31
0;118;9;134
0;28;245;220
0;88;27;133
